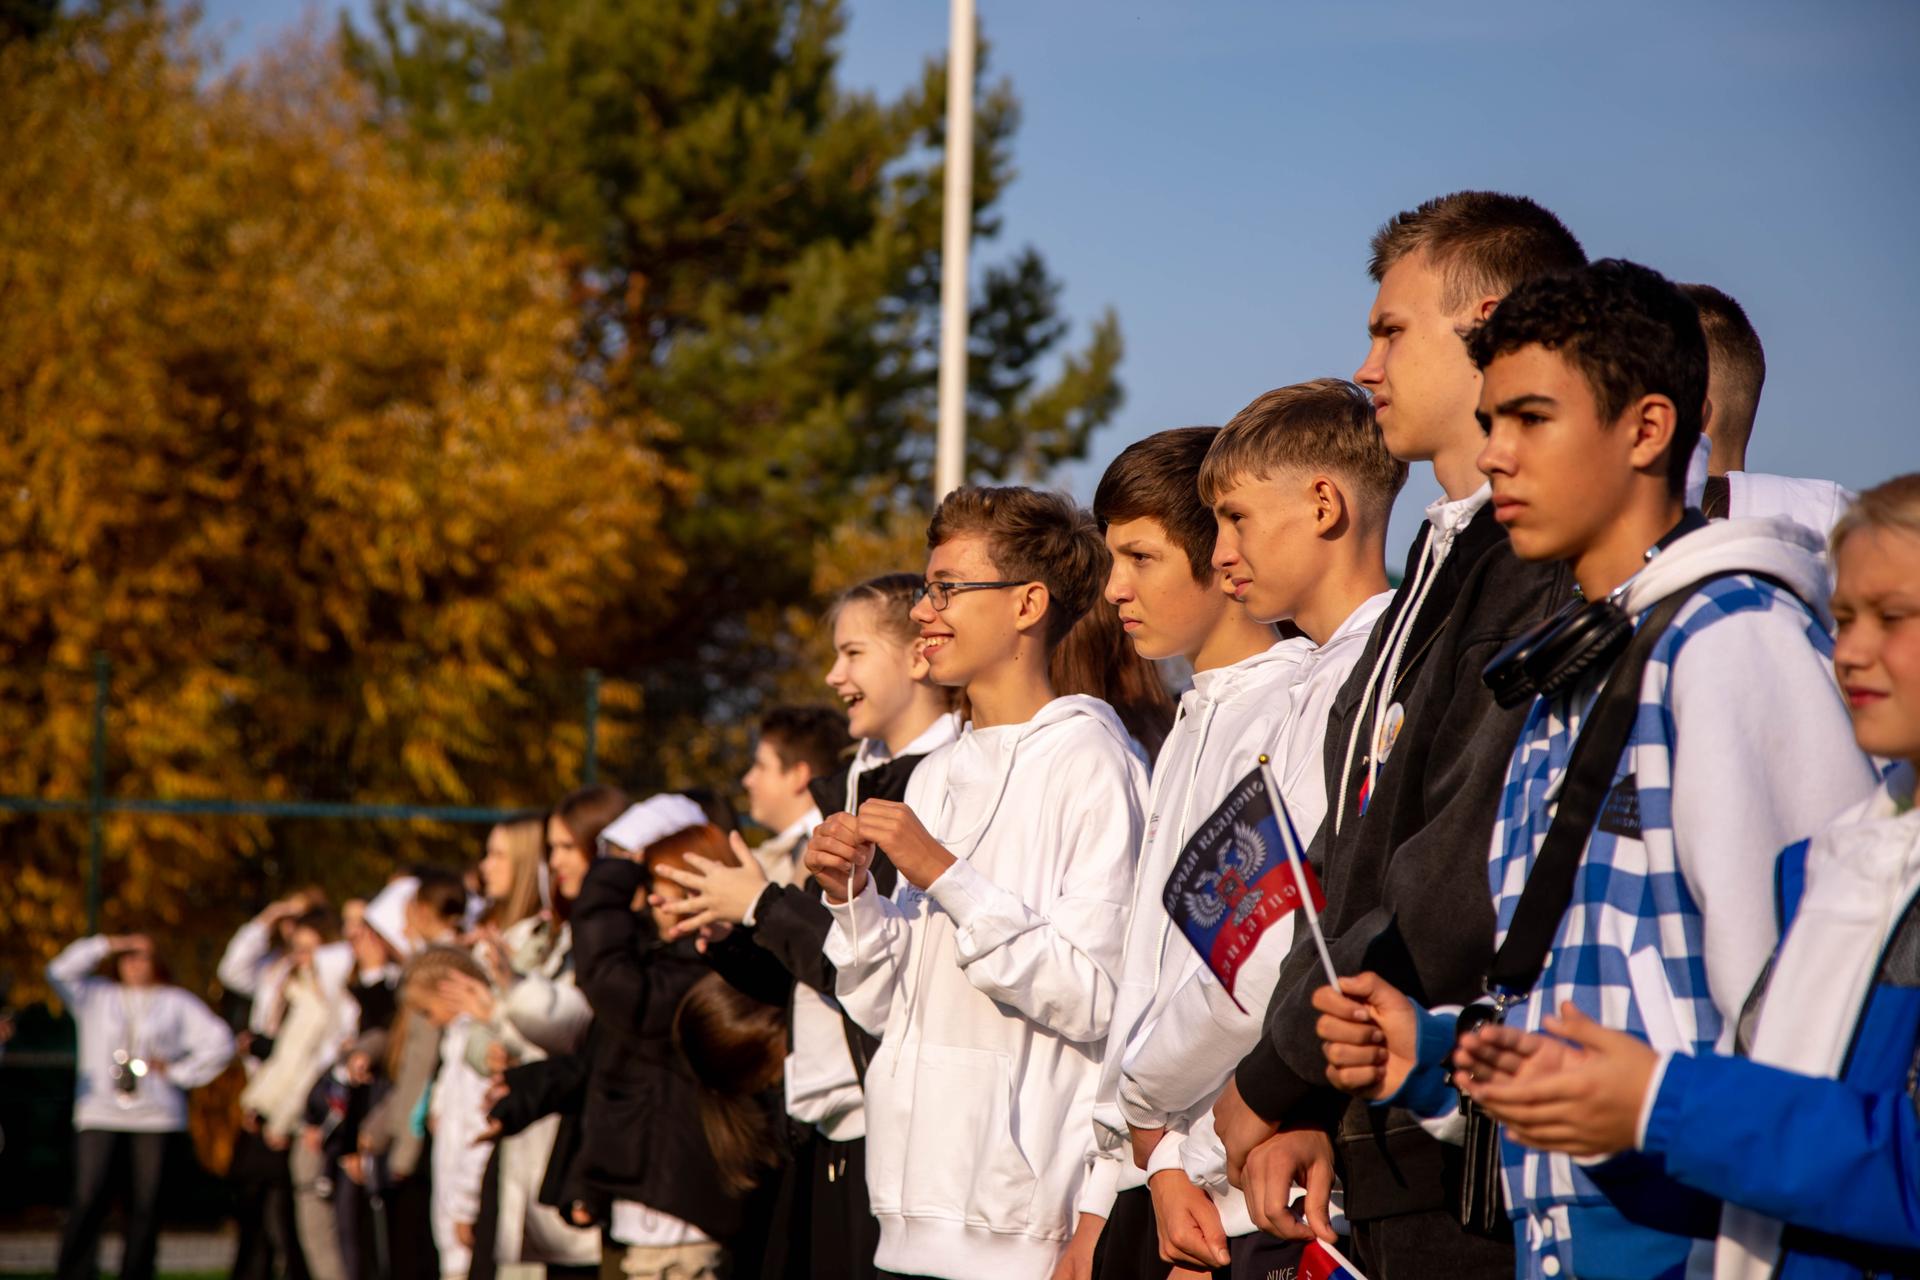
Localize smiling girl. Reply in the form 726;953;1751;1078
657;572;961;1280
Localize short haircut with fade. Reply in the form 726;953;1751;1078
1830;472;1920;559
927;486;1108;649
1466;258;1708;495
1197;379;1409;525
757;705;850;777
1369;191;1587;313
1678;282;1767;451
1092;427;1222;582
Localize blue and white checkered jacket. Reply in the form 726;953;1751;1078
1487;519;1876;1280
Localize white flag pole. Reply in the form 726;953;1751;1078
934;0;975;500
1259;754;1340;992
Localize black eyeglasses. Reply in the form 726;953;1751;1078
911;580;1029;611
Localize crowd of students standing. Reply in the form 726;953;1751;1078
45;189;1920;1280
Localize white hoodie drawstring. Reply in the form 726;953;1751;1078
843;746;874;986
1335;532;1440;836
889;731;1028;1077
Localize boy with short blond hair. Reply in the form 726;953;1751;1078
1079;425;1301;1278
1217;192;1584;1279
1090;385;1400;1279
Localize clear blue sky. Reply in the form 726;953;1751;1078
205;0;1919;565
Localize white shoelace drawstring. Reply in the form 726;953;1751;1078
889;730;1025;1077
1335;530;1440;836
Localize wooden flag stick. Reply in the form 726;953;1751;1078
1259;754;1340;992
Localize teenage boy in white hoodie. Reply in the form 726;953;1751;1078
1314;259;1876;1280
807;485;1150;1280
1103;383;1404;1279
1075;425;1305;1280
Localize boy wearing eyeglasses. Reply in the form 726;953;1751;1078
806;485;1150;1280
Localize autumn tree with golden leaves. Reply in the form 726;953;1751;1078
0;6;682;985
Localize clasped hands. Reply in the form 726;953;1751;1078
802;801;955;902
651;802;954;942
1311;971;1657;1159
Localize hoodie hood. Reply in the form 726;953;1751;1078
931;695;1138;855
365;877;420;959
1010;691;1138;749
1187;636;1313;710
1622;515;1831;628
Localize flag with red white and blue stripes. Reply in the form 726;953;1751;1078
1161;765;1324;1006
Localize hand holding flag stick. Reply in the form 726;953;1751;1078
1160;757;1338;1007
1258;754;1341;994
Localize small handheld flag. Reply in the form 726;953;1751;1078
1161;757;1338;1007
1299;1237;1369;1280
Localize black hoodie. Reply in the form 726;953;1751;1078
1236;502;1572;1224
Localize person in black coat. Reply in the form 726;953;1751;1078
1213;190;1584;1277
574;814;753;1275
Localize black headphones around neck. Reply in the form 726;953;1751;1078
1482;511;1709;710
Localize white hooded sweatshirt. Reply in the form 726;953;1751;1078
1115;593;1391;1236
826;695;1149;1280
491;915;600;1267
784;711;964;1143
48;936;235;1134
1683;436;1855;545
1121;594;1390;1235
1077;637;1313;1219
237;942;359;1140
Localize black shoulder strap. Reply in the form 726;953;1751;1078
1485;571;1761;998
1702;475;1732;520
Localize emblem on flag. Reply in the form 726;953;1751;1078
1162;762;1327;1006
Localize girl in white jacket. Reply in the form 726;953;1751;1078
48;933;234;1280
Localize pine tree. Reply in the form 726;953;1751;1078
345;0;1125;778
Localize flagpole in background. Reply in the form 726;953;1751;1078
1259;754;1342;992
934;0;976;500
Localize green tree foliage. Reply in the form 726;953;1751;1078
345;0;1125;764
0;0;1121;991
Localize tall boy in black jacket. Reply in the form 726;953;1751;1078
1213;191;1582;1278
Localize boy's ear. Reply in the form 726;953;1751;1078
1625;393;1680;478
1310;475;1348;537
1012;582;1052;636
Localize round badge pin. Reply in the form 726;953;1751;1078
1374;701;1406;764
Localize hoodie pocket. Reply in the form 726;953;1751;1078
895;1044;1037;1229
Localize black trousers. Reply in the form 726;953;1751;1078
232;1130;311;1280
1091;1186;1307;1280
357;1160;438;1280
466;1146;502;1280
1348;1207;1514;1280
760;1129;878;1280
56;1129;170;1280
